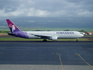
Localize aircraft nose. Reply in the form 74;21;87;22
81;34;84;37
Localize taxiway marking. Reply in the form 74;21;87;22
52;53;65;70
75;53;93;69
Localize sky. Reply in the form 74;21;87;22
0;0;93;29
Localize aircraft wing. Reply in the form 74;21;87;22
31;33;58;40
31;34;51;39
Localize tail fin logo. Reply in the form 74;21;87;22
8;24;18;29
6;19;20;33
12;25;16;32
9;24;13;28
8;24;17;32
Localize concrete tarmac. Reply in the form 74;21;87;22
0;41;93;70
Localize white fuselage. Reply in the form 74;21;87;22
25;31;84;39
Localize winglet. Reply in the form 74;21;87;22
6;19;20;33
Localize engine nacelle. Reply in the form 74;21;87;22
50;36;58;41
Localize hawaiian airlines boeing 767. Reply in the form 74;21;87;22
6;19;84;41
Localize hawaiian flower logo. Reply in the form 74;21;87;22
9;24;13;28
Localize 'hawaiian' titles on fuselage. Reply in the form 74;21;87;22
56;32;74;34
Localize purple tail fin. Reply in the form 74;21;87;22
6;19;20;33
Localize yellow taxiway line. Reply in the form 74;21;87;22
75;53;93;69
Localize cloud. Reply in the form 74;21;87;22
0;8;49;17
0;0;93;29
0;0;93;18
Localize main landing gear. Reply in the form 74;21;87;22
76;38;78;41
43;39;47;42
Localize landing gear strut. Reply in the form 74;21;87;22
43;39;47;42
76;38;78;41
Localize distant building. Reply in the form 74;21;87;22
85;32;93;35
0;34;2;36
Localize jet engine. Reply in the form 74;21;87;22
50;36;58;41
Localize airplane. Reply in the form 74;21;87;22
6;19;84;41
